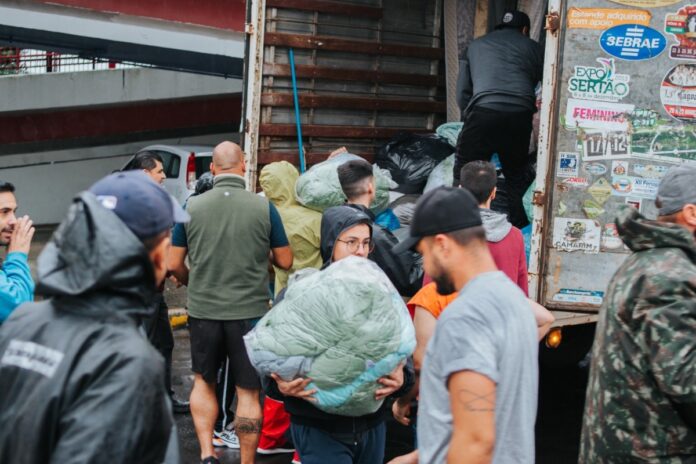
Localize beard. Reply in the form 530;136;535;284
430;258;456;295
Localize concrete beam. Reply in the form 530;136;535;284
0;1;245;76
1;68;242;113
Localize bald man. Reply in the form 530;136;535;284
169;141;293;464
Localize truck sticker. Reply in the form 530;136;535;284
609;0;680;7
552;289;604;306
626;197;643;210
561;177;590;188
612;160;630;176
567;8;651;29
588;177;613;204
660;64;696;123
583;162;608;176
581;130;631;159
583;199;606;219
565;98;634;130
665;6;696;60
633;163;668;178
600;24;666;61
553;218;601;253
568;58;630;102
557;152;580;177
601;223;625;251
629;108;659;129
611;176;660;199
631;125;696;162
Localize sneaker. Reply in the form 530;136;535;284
256;442;295;454
171;396;190;414
292;451;302;464
201;456;220;464
212;429;240;449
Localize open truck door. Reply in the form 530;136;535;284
531;0;695;340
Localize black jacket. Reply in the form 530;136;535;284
0;193;178;464
457;28;543;114
347;204;423;296
267;205;415;433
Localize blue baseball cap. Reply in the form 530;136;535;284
89;171;190;240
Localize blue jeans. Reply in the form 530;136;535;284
290;422;386;464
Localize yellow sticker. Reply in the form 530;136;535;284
588;178;613;205
607;0;680;7
567;8;651;29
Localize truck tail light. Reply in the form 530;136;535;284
186;152;196;190
545;328;562;349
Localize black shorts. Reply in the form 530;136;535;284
189;317;261;389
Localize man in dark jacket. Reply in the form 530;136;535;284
454;10;544;228
266;205;414;464
337;159;423;296
124;150;189;413
0;171;188;464
580;165;696;462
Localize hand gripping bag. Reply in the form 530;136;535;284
244;256;416;417
294;153;395;214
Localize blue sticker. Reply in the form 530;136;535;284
600;24;666;61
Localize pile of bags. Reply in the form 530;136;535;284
244;257;416;416
295;153;395;214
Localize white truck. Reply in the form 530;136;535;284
241;0;695;363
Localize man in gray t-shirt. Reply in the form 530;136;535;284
392;186;538;464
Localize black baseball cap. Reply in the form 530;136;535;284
89;171;190;240
392;187;482;253
496;10;531;30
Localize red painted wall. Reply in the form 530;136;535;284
0;95;242;145
41;0;246;31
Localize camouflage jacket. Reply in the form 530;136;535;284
579;208;696;463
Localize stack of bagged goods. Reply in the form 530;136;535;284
294;153;395;213
376;133;453;194
244;256;416;416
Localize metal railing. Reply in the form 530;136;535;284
0;48;147;76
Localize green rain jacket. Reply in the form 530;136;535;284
580;207;696;463
260;162;323;295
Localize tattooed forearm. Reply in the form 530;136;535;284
235;416;262;434
457;388;495;412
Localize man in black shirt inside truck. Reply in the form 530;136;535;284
454;10;544;228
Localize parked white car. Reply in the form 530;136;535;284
123;144;213;204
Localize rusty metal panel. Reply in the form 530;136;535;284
534;0;696;312
245;0;445;171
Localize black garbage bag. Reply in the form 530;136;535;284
376;133;453;194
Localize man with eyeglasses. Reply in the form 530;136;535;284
265;205;414;464
338;158;423;296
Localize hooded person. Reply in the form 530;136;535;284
0;171;188;464
260;161;323;294
337;159;423;296
263;205;415;464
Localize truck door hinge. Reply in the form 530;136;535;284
532;191;547;206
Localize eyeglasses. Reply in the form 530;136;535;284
336;238;374;253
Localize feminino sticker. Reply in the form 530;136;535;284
553;218;601;254
565;98;634;130
568;58;630;102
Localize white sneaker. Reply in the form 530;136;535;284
212;429;240;449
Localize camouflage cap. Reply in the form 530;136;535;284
656;165;696;216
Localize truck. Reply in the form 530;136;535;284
240;0;696;364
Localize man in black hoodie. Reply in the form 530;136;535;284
338;159;423;296
266;205;414;464
0;171;188;463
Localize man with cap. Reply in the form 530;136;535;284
454;10;544;228
579;165;696;462
0;171;187;463
391;186;538;464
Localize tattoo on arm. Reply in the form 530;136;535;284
457;388;495;412
234;416;262;435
